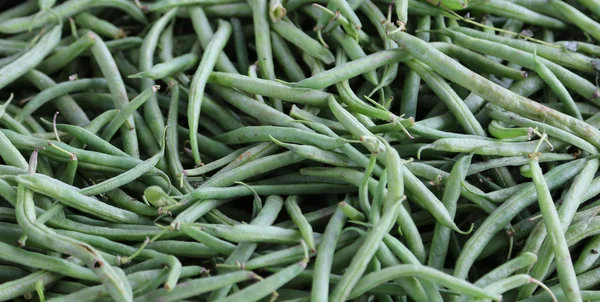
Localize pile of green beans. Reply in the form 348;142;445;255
3;0;600;301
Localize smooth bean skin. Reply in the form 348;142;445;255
0;25;61;91
348;264;502;301
213;126;348;150
421;138;552;157
0;0;146;33
186;184;355;200
393;26;600;148
453;159;587;279
16;78;108;122
208;72;331;107
13;174;152;224
188;19;232;165
453;27;595;74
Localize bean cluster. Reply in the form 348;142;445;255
1;0;600;301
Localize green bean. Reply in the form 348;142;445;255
488;120;531;140
80;148;168;197
17;154;133;301
134;271;257;302
17;78;108;122
271;31;306;82
189;7;238;74
170;199;231;230
248;0;282;110
441;28;600;104
419;137;552;157
0;129;28;170
284;196;316;251
40;119;127;157
271;137;358;167
0;270;61;301
0;0;38;23
209;72;331;107
213;126;348;150
208;196;283;300
195;223;304;244
231;17;249;75
131;112;167;173
290;106;345;131
454;159;587;279
550;0;600;41
534;52;582;119
164;82;194;192
312;208;346;302
211;142;278;177
556;40;600;57
531;151;581;301
272;17;334;64
518;158;600;298
349;264;502;301
432;42;527;80
406;59;485;136
395;0;408;24
329;200;402;301
574;235;600;274
186;147;251;176
201;151;303;188
289;48;409;90
0;240;94;282
337;80;398;122
13;173;152;224
130;54;199;80
452;27;594;74
467;153;575;175
144;240;219;258
139;8;177;143
209;85;309;131
100;85;157;142
144;0;240;11
428;153;473;270
0;24;60;91
29;71;92;126
487;105;597;154
219;257;308;302
338;200;366;221
467;0;565;28
181;225;237;255
38;31;96;74
237;241;318;271
74;13;124;40
0;0;146;34
47;266;200;302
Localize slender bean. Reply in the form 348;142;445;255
139;8;177;143
349;265;502;301
74;13;125;40
17;78;108;122
189;7;238;74
209;72;331;106
208;196;283;300
329;200;402;301
272;17;334;64
551;0;600;41
38;31;96;74
312;208;346;302
528;151;582;301
0;0;146;34
453;159;586;279
213;126;348;150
